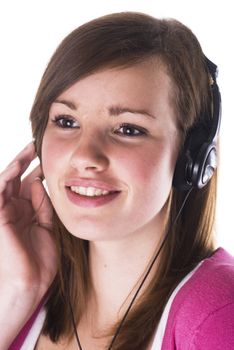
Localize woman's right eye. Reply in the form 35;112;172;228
51;115;80;129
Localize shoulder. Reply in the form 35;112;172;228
162;248;234;350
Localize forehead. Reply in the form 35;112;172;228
54;59;174;111
49;61;179;138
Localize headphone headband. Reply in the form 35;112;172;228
172;56;222;191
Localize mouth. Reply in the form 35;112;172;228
69;185;118;197
65;186;121;208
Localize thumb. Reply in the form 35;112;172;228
31;178;53;229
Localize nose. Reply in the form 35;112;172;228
69;134;109;175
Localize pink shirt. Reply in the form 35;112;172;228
9;248;234;349
161;247;234;349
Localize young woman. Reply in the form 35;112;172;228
0;12;234;350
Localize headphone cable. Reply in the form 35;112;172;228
68;187;193;349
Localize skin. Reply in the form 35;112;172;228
42;60;179;242
0;143;56;349
35;60;180;349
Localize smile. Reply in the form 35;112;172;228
66;186;121;208
70;185;114;197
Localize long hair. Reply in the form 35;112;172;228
30;12;217;349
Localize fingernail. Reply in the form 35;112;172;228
8;160;18;168
25;141;34;150
34;176;42;182
22;142;35;153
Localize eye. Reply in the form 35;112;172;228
114;123;148;137
52;115;79;129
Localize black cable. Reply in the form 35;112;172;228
70;188;193;349
68;296;83;350
107;187;192;349
60;237;83;349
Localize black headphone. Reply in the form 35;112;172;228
172;56;222;191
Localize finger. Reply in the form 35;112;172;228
5;142;37;181
0;157;37;207
0;143;38;203
0;161;21;208
15;144;38;178
20;164;44;200
0;162;19;193
7;142;36;168
31;178;53;229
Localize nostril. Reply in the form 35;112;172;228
69;153;109;173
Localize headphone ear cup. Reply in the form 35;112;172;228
190;142;217;188
172;148;193;191
172;142;217;191
173;141;217;191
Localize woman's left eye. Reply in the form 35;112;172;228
52;115;79;129
114;123;148;137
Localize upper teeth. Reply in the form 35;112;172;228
70;186;111;197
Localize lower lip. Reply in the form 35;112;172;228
66;188;121;208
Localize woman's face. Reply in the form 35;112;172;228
42;60;180;242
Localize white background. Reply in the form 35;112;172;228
0;0;233;255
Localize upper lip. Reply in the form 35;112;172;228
65;178;121;192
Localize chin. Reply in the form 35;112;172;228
59;219;113;242
68;231;114;242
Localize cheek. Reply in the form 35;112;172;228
118;143;177;190
41;133;69;184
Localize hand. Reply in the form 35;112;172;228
0;142;57;347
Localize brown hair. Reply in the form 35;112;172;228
30;12;216;349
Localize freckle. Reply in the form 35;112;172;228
104;264;107;268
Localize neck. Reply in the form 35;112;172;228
87;223;166;331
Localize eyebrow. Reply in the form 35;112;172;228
53;99;156;119
54;99;77;110
108;106;156;119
